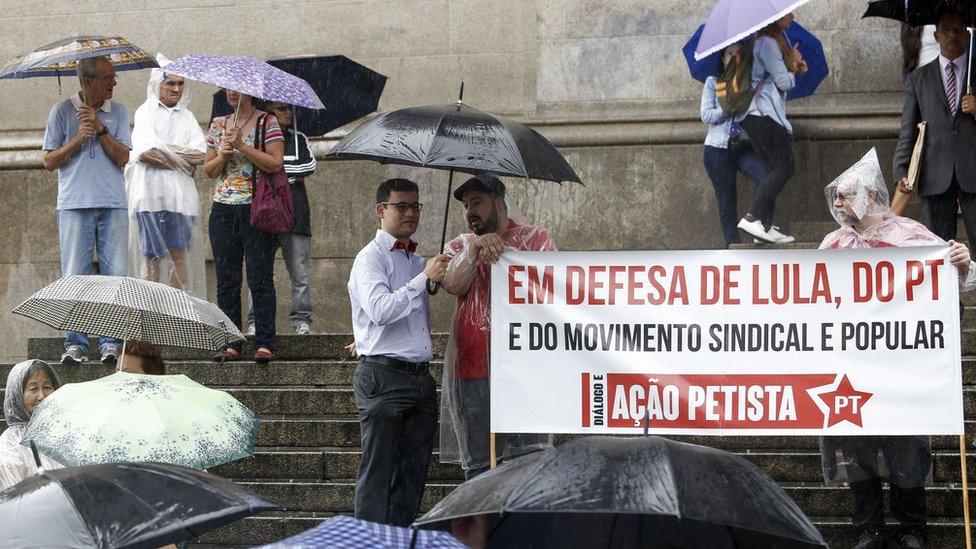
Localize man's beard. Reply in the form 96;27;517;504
470;205;499;235
834;209;859;225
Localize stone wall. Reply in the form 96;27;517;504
0;0;910;360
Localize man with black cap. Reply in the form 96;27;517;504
439;173;555;478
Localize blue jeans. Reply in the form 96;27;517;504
57;208;128;352
703;144;767;247
247;232;312;328
209;202;277;350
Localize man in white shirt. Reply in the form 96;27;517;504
347;178;448;526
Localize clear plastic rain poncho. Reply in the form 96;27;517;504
818;148;975;488
124;54;207;296
1;360;62;490
439;196;555;474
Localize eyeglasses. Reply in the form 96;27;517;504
381;202;423;212
835;192;855;201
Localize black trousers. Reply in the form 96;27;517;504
208;202;278;350
353;358;437;526
920;176;974;319
840;436;930;537
920;176;976;244
741;115;795;230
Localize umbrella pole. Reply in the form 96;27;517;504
117;338;127;372
968;27;974;96
961;435;973;549
426;168;456;295
490;433;497;469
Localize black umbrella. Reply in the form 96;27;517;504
414;436;828;549
863;0;976;25
863;0;976;92
0;460;279;548
326;84;582;291
210;54;387;137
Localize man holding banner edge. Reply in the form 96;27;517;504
821;149;974;549
439;173;556;479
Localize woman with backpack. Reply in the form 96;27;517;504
735;12;808;244
701;43;768;248
203;89;284;364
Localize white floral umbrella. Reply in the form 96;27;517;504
21;372;259;470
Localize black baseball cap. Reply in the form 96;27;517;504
453;173;507;201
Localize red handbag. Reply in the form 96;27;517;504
249;114;294;234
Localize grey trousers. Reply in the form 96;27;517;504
247;232;313;327
353;358;438;526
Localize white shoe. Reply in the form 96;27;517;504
294;322;312;335
737;218;776;243
245;324;256;336
766;226;795;244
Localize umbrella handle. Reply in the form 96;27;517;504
29;440;43;470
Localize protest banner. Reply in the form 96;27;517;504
489;246;963;436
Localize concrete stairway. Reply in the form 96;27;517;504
4;328;976;547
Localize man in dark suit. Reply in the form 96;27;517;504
894;9;976;245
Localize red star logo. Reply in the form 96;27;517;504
819;375;873;428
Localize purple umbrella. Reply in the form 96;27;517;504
163;54;324;109
694;0;815;60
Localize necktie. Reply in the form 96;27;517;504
947;61;958;118
391;240;418;254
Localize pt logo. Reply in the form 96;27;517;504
809;374;874;428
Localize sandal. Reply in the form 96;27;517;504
255;347;274;364
213;348;241;363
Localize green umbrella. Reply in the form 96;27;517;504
21;372;259;470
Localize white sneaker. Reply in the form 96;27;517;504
294;322;312;335
766;226;795;244
61;345;88;365
737;218;776;243
245;324;256;336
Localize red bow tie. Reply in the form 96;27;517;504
391;240;418;254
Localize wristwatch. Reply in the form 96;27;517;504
96;127;109;137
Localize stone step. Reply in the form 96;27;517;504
241;447;966;485
190;514;975;548
8;384;976;419
231;479;976;518
213;448;463;482
0;361;445;387
7;416;976;452
24;334;449;362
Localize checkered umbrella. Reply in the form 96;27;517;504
12;275;244;351
259;515;467;548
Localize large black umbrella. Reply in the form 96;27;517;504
414;436;828;549
326;85;582;291
210;54;387;137
863;0;976;25
863;0;976;92
0;460;278;548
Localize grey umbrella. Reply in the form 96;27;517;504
12;275;244;351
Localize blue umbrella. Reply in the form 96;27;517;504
259;515;467;548
683;21;829;100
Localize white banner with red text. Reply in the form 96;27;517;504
489;247;963;435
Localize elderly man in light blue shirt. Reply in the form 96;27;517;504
42;56;132;365
347;177;448;526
